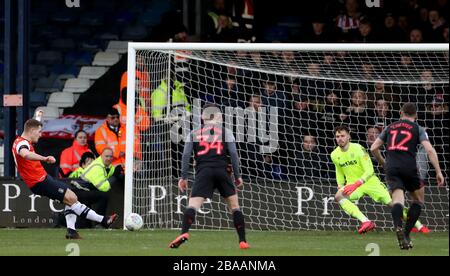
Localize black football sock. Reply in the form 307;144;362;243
182;207;196;234
404;202;423;237
232;209;246;243
392;203;404;229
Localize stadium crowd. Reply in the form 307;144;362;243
0;1;448;227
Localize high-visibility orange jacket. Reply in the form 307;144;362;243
94;121;126;166
115;71;151;160
59;140;91;176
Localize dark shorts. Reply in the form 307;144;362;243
385;166;424;193
31;175;70;203
191;167;236;199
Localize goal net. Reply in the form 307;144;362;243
125;44;449;231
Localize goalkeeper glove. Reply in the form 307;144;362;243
343;179;364;196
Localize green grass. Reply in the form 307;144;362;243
0;229;447;256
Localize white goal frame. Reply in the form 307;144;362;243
124;43;449;229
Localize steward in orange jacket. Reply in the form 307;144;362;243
114;72;150;160
94;108;126;167
60;130;92;177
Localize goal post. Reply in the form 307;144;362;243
125;43;449;231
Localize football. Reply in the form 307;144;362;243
125;213;144;231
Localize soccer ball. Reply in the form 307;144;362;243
125;213;143;231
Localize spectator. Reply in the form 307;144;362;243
317;91;344;149
57;151;109;229
398;15;411;37
239;95;271;178
218;77;246;108
341;90;375;142
303;63;327;111
361;63;377;80
418;7;430;31
366;126;381;149
114;72;150;162
365;126;384;173
373;99;394;129
59;130;92;178
80;147;123;192
409;28;424;42
151;74;191;121
428;9;446;41
417;98;449;181
422;98;448;160
368;81;399;110
250;51;262;67
292;94;315;131
94;108;126;167
260;75;285;109
69;152;96;179
415;69;439;117
382;13;407;42
307;17;334;42
322;54;336;76
294;135;329;179
281;51;296;72
443;24;449;42
248;95;262;110
356;17;377;42
205;0;235;42
335;0;362;41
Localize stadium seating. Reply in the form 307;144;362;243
55;65;80;82
30;65;48;80
50;10;78;24
121;25;149;41
80;11;105;27
0;0;169;123
36;51;63;65
51;38;76;52
63;78;91;94
98;32;120;42
106;41;129;54
47;92;75;110
30;91;47;108
78;66;108;80
66;27;92;40
35;106;61;121
92;52;120;66
34;76;62;93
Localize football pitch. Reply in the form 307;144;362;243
0;229;448;256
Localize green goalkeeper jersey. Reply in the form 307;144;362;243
330;143;381;187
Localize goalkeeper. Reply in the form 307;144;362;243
331;126;426;234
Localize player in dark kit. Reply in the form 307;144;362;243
371;103;445;250
169;104;250;249
12;119;118;239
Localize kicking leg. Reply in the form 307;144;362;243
64;205;81;239
64;189;117;229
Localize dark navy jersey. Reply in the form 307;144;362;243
181;125;241;180
192;125;229;170
379;119;429;168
